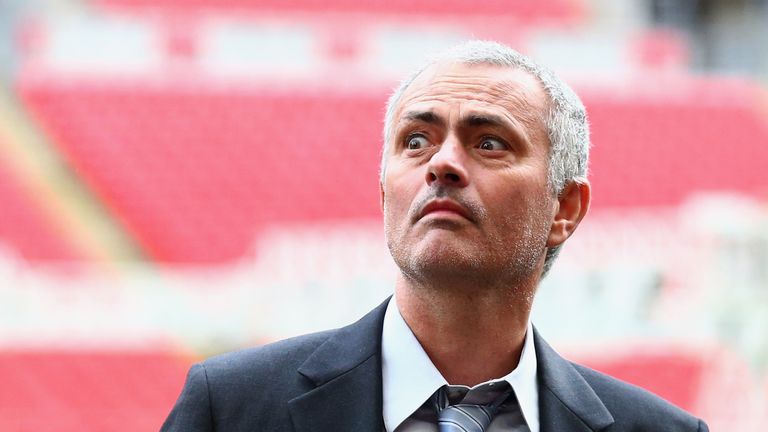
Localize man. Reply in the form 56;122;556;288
161;40;709;431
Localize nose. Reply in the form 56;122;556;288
426;138;469;188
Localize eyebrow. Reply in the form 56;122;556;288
460;113;508;129
461;112;529;148
401;110;446;128
402;111;510;129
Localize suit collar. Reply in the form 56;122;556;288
381;297;542;432
534;327;614;432
288;298;389;432
286;300;615;432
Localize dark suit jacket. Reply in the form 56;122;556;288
161;299;708;431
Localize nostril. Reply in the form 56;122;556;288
445;173;460;182
427;172;438;182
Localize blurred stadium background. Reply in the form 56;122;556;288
0;0;767;430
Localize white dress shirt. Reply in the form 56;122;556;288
381;298;539;432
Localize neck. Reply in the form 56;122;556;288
395;274;536;386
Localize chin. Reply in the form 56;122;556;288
401;242;484;281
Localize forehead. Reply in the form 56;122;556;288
394;61;548;130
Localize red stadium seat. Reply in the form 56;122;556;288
585;79;768;208
0;350;193;432
580;350;705;411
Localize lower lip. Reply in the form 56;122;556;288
421;210;468;220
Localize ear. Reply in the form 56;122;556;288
379;181;385;211
546;180;590;248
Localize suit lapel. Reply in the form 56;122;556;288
286;302;615;432
534;328;614;432
288;299;389;432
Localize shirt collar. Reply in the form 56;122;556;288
381;297;539;432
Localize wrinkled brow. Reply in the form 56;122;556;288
398;110;528;143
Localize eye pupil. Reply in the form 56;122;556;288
407;136;424;149
480;138;505;151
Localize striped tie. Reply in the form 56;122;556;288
434;384;512;432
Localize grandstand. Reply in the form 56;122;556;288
1;0;767;430
14;77;768;264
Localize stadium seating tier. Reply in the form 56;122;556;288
16;79;768;264
91;0;584;22
587;94;768;208
0;351;191;432
19;85;385;263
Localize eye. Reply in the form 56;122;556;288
406;134;429;150
478;137;508;151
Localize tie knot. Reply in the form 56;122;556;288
434;383;513;432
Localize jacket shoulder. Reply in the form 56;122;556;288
161;329;337;432
201;328;335;382
571;362;708;431
162;299;391;432
198;328;338;408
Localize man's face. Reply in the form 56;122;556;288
382;61;557;287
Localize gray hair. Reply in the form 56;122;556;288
380;40;590;276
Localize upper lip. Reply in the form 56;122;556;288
419;199;473;222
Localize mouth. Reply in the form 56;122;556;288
418;199;473;222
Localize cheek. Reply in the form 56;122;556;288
383;169;422;220
484;180;554;232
